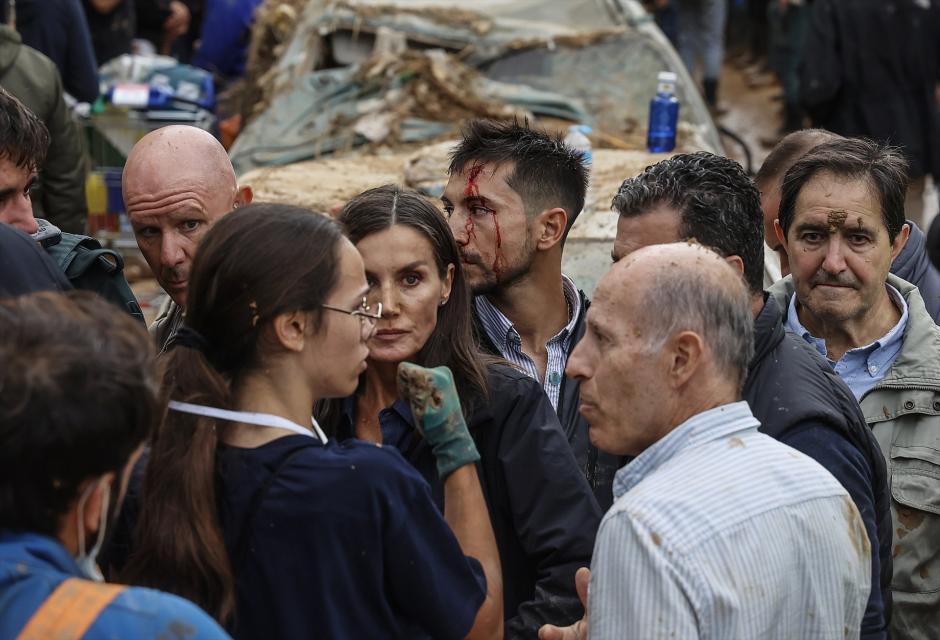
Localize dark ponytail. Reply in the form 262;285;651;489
121;204;344;623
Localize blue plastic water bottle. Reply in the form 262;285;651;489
647;71;680;153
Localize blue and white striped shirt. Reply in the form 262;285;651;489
590;402;871;640
474;276;581;410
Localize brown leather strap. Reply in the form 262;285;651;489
17;578;127;640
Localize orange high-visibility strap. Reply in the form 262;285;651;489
17;578;127;640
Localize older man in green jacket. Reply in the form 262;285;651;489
0;24;87;234
769;136;940;640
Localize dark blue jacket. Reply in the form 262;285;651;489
14;0;99;103
192;0;264;79
0;532;229;638
746;295;892;640
892;219;940;323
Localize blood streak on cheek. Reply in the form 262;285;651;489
461;215;476;247
459;163;485;249
491;211;504;276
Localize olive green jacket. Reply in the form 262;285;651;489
770;274;940;640
0;25;87;234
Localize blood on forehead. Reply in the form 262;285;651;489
465;163;486;198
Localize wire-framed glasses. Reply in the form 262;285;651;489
321;297;383;339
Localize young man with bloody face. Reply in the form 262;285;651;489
768;137;940;640
442;119;621;509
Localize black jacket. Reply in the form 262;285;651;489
746;295;893;639
800;0;940;177
892;220;940;323
473;291;622;511
334;365;603;639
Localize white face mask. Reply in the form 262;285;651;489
74;477;111;582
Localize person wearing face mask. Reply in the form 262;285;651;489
321;185;603;639
0;292;230;639
120;203;503;640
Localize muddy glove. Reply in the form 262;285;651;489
397;362;480;479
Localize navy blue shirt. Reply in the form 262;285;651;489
336;365;602;637
217;434;485;640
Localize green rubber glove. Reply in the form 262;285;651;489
397;362;481;479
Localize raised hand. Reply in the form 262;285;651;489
397;362;480;478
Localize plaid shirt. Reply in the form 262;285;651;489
474;276;582;410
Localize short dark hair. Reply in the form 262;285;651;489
754;129;842;189
612;152;765;295
0;292;159;537
778;137;909;243
0;86;50;173
448;119;589;238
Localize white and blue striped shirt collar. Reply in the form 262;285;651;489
614;401;759;499
474;276;582;409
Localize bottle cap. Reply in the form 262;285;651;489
657;71;678;83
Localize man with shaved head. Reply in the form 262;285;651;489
540;243;871;640
123;125;252;349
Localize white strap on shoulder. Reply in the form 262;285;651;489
167;400;328;444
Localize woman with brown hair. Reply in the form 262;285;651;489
121;203;502;639
322;185;603;638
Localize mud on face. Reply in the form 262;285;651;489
827;209;848;233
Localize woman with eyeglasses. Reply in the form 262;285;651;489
322;186;602;638
121;203;503;639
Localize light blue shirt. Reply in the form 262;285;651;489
785;285;909;400
475;275;581;410
589;402;871;640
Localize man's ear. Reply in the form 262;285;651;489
724;255;745;279
536;207;568;251
774;219;789;252
83;473;115;537
235;184;253;208
667;330;704;389
271;309;308;353
890;223;911;261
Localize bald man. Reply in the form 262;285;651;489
540;243;871;640
123;125;252;349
